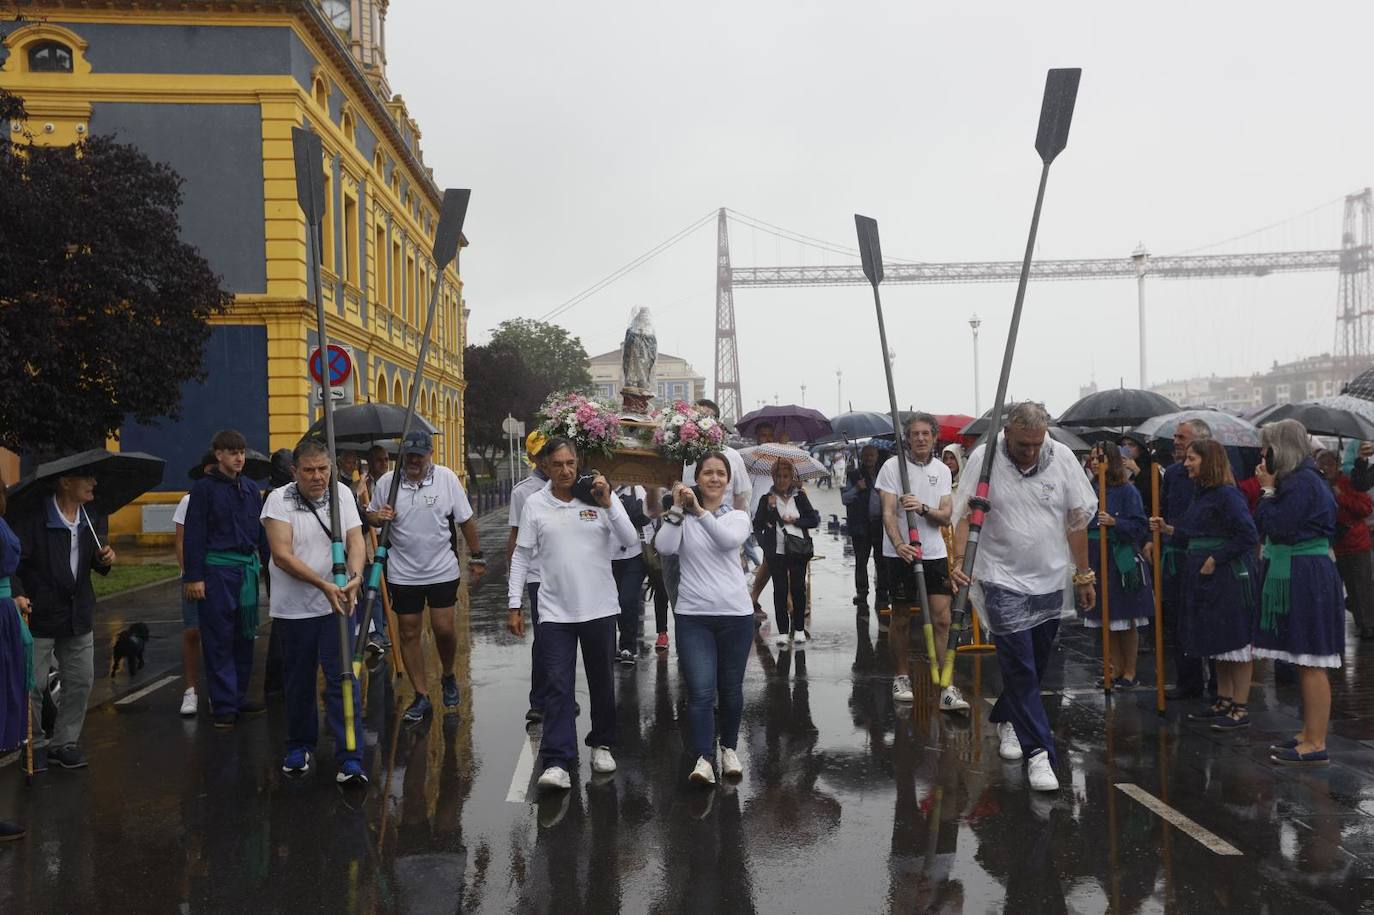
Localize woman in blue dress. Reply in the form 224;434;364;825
0;484;30;840
1253;419;1344;766
1156;440;1259;730
1083;446;1153;688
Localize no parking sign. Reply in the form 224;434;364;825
309;344;355;404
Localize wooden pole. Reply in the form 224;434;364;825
1098;459;1112;693
1152;463;1166;715
22;606;32;785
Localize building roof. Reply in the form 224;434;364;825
589;349;698;367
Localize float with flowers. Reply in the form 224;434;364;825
536;393;725;485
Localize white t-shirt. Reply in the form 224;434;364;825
766;490;807;555
367;464;473;586
173;494;190;527
508;486;639;623
683;446;752;509
509;472;548;585
261;482;362;620
653;506;754;615
876;454;952;559
52;497;80;580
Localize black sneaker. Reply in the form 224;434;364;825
49;745;87;769
617;649;636;666
525;707;543;724
441;675;460;708
238;701;268;718
0;820;24;842
403;693;432;723
213;712;238;729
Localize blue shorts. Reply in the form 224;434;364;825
181;596;201;630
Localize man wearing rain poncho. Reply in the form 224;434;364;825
950;403;1098;792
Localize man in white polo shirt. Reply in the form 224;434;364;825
367;429;485;723
507;437;640;791
260;440;368;786
878;412;967;713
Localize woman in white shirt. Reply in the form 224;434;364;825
753;461;821;646
655;452;754;785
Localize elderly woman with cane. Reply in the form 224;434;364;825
655;451;754;785
1253;419;1345;766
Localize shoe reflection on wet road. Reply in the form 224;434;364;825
2;486;1373;913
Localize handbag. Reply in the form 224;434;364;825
783;531;813;559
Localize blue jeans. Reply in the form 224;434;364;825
528;584;546;710
538;616;617;769
675;614;754;760
989;619;1059;766
278;614;363;764
612;555;646;651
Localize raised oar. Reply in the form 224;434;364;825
351;188;470;678
944;68;1081;689
855;214;939;686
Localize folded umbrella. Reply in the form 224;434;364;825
739;444;830;483
303;403;440;444
1253;401;1374;440
1131;410;1259;449
1058;388;1181;429
6;450;165;517
735;405;832;443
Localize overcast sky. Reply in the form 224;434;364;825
387;1;1372;418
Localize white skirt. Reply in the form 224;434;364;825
1083;615;1150;632
1210;644;1253;662
1253;647;1343;669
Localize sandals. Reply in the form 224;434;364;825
1211;703;1250;731
1187;697;1233;721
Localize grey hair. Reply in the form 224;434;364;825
1005;401;1051;431
1182;419;1213;441
293;438;331;463
902;411;939;436
1260;418;1310;481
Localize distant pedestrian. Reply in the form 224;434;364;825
655;452;754;785
1083;445;1153;689
0;485;30;839
366;429;484;723
1253;420;1345;766
506;438;640;791
12;465;116;770
612;483;651;665
940;443;965;488
1315;449;1374;641
843;444;890;616
952;403;1098;792
182;429;265;729
260;440;367;786
754;460;819;646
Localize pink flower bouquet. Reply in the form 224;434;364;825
653;400;726;463
537;392;622;458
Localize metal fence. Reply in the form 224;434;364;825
469;478;512;517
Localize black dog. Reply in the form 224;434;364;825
110;622;149;677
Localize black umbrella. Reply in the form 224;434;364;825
1057;388;1181;429
1253;401;1374;440
6;449;165;517
187;449;271;482
811;410;901;445
303;403;440;444
1341;366;1374;402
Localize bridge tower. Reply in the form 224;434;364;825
714;208;743;422
1337;188;1374;361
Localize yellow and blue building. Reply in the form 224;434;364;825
1;0;468;540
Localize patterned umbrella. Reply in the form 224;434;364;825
735;405;832;443
1341;367;1374;402
1131;410;1260;448
739;444;830;483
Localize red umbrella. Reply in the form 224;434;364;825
934;413;975;443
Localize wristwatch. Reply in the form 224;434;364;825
468;551;486;565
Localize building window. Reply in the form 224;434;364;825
1305;380;1317;399
28;41;72;73
340;110;356;144
313;77;329;111
1276;384;1291;404
342;192;359;285
1323;379;1334;396
597;384;615;400
391;237;401;313
320;167;335;272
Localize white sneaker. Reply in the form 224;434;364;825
720;747;743;778
179;688;197;718
590;746;617;774
892;675;914;703
998;722;1023;760
537;766;571;790
939;685;970;713
690;756;716;785
793;631;808;646
775;633;791;647
1027;750;1059;791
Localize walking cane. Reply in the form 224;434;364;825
944;68;1082;690
1152;463;1166;714
1097;456;1112;693
22;605;32;786
293;127;363;752
855;216;940;686
350;188;470;679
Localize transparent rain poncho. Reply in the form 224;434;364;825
952;435;1098;636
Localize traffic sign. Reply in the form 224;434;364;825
501;415;521;435
309;344;353;387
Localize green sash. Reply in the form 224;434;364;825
1162;543;1185;577
1087;528;1143;591
0;577;34;690
1187;537;1253;609
1259;537;1331;634
206;550;261;639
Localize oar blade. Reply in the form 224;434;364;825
1034;67;1081;164
290;126;325;227
854;214;884;287
431;188;471;269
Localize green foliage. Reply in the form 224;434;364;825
0;87;233;456
488;318;594;413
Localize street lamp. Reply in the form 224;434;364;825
1133;242;1150;388
836;369;843;415
800;383;807;406
968;314;982;415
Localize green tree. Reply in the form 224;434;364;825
487;318;594;418
0;87;233;456
462;340;532;479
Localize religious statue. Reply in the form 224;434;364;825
620;306;657;417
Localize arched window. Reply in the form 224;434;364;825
376;371;388;403
340;109;356;144
313;77;329;111
393;378;404;406
28;41;72;73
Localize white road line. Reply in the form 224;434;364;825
505;729;539;803
1116;783;1244;856
114;674;179;706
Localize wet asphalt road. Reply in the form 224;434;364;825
3;485;1374;914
